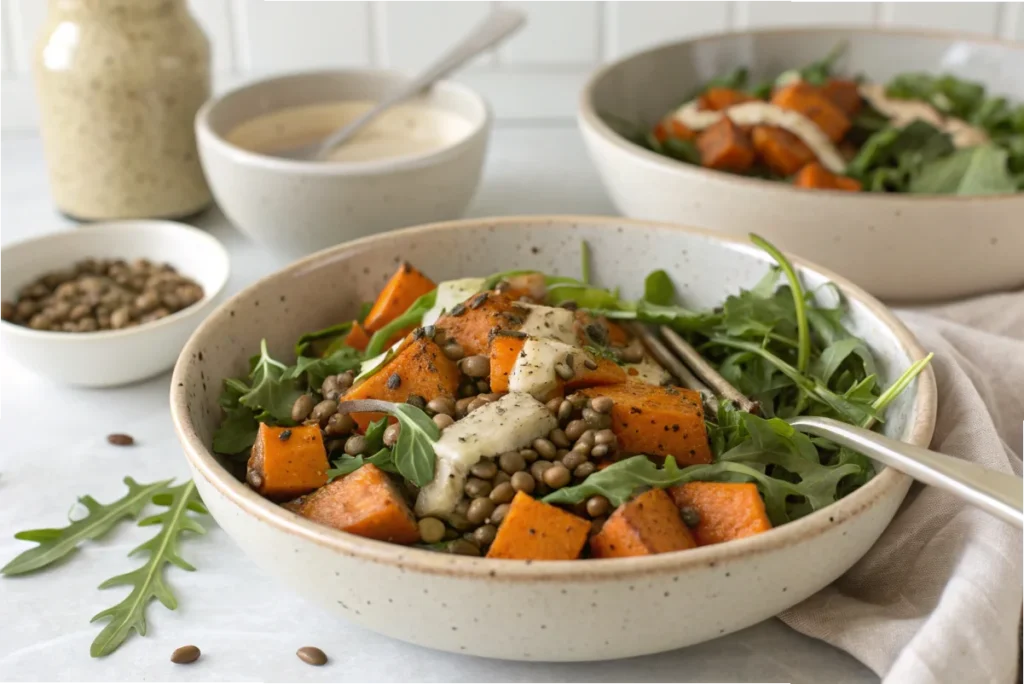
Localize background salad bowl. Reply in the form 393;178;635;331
170;216;936;661
579;28;1024;303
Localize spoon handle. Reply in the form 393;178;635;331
787;416;1023;528
312;7;526;160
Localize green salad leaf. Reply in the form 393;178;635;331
290;345;362;390
327;448;397;480
238;340;302;425
908;144;1016;195
643;269;675;306
294;321;353;357
90;481;208;658
2;478;173;576
334;400;439;486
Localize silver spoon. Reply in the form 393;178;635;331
787;416;1023;528
275;7;526;161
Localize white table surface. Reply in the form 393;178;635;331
0;128;876;683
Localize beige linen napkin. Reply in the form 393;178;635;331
780;290;1024;684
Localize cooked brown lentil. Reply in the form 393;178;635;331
564;419;587;441
529;460;554;481
325;412;356;437
470;460;498;479
460;355;490;378
510;471;536;493
448;539;480;556
589;396;615;414
433;413;455;430
343;434;367;456
549;428;571;449
489;481;515;504
574;462;596;479
490;503;511;525
464;478;492;499
498;451;526;474
3;258;204;333
532;438;557;460
472;524;497;546
383;423;401;447
542;464;571;489
586;495;611;518
467;497;496;524
296;646;328;666
418;517;446;543
426;396;456;417
311;399;338;425
561;451;588;471
291;394;315;422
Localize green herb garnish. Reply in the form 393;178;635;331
1;477;172;576
90;481;207;657
334;400;439;486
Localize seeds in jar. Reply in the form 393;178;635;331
2;258;204;333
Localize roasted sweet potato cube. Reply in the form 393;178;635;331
771;82;851;143
486;491;590;561
488;335;626;396
434;292;526;357
590;489;696;558
298;464;420;544
698;87;755;111
577;382;712;465
247;423;328;501
362;262;436;334
697;118;756;172
794;162;862;192
820;79;863;117
752;125;817;177
341;336;460;431
343;321;371;351
668;482;772;545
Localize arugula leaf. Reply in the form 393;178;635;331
643;270;675;306
327;448;397;480
238;340;302;425
543;456;685;507
294;321;353;357
364;289;437;358
886;72;986;120
362;417;388;454
335;400;439;486
812;337;877;386
580;241;592;285
290;346;362;390
212;379;259;455
847;120;954;191
660;138;701;164
909;145;1016;195
90;481;207;657
389;403;441;486
1;478;172;576
750;234;809;373
687;67;748;101
798;41;846;85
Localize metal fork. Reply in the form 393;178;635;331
627;322;1024;528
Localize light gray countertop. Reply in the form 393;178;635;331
0;128;875;683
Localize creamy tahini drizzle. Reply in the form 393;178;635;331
671;100;847;173
857;84;988;149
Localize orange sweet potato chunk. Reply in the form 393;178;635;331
771;82;851;143
578;382;711;465
342;336;460;431
820;79;862;118
590;489;696;558
298;464;420;544
487;491;590;561
488;334;626;396
434;292;526;357
752;125;817;177
247;423;328;501
697;118;756;172
698;87;755;112
794;162;862;192
668;482;772;546
363;262;436;334
343;321;371;351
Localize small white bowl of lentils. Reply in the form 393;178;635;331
0;220;230;387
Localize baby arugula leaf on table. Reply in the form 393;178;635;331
90;481;208;658
1;477;172;576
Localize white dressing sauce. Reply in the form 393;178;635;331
421;277;486;327
508;337;581;399
227;100;473;162
857;84;988;149
415;393;557;518
516;303;578;345
671;100;846;172
624;357;671;385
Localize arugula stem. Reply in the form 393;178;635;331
750;234;811;374
364;289;436;358
862;353;934;429
580;240;592;285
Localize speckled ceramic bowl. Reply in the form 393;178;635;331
171;216;936;661
196;69;491;258
579;28;1024;302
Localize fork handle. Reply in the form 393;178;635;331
787;416;1023;528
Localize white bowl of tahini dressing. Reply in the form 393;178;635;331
196;70;491;257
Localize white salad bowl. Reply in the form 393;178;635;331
579;28;1024;302
171;216;936;661
1;220;229;387
196;70;491;259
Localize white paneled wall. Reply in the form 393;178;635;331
2;0;1022;130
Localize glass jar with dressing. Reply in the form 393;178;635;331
33;0;212;221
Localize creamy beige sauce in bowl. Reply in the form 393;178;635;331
226;101;474;163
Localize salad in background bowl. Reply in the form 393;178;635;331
579;28;1024;302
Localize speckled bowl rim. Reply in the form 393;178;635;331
195;68;492;176
578;26;1024;203
0;220;230;342
171;215;937;581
